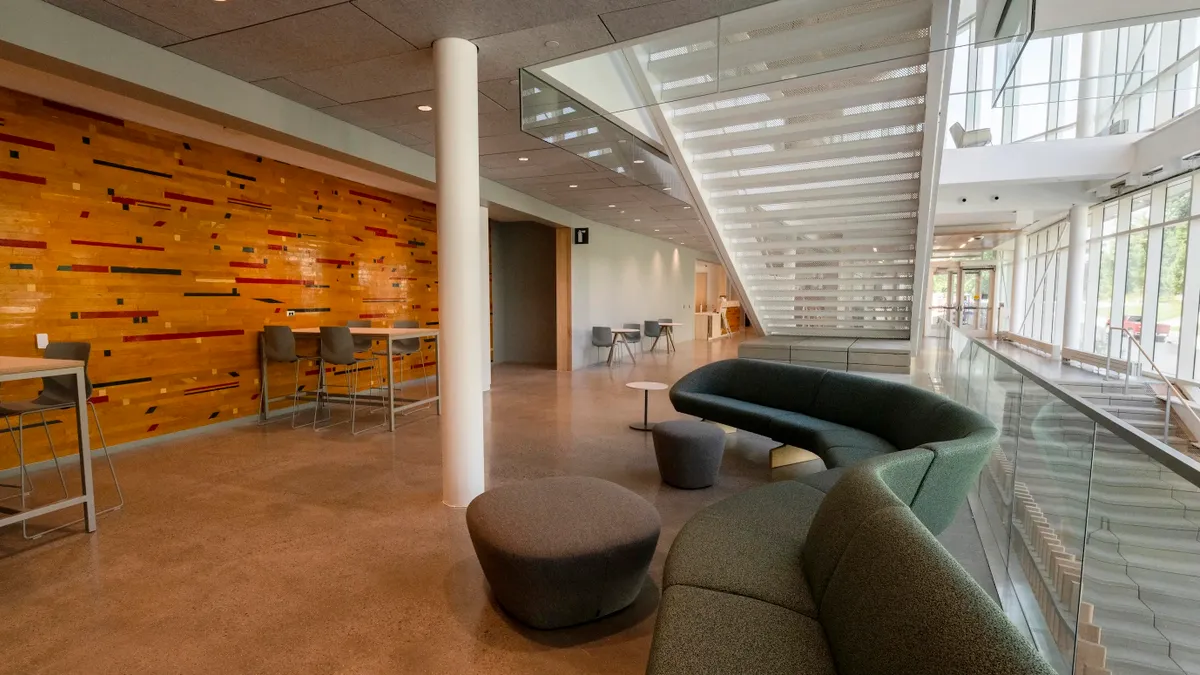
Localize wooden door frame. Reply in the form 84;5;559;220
555;227;572;371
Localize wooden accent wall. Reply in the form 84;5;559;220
0;86;438;470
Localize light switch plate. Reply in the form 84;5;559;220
36;333;49;349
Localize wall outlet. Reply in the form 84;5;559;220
36;333;49;349
286;310;296;317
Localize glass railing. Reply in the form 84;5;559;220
934;320;1200;675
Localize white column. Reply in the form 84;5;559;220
479;206;491;392
1077;31;1102;138
1062;204;1089;349
435;37;485;507
1010;232;1028;334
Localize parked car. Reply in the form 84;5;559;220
1122;315;1170;342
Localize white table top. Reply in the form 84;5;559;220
660;322;683;327
0;356;85;380
611;327;640;333
626;381;668;391
289;327;440;338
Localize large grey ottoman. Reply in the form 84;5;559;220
466;476;661;629
651;420;725;489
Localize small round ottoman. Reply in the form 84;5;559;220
466;476;661;629
651;420;725;489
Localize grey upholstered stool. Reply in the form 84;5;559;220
466;476;661;629
651;420;725;489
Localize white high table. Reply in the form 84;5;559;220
657;322;683;353
0;356;96;533
259;327;441;431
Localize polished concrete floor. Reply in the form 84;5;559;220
0;336;992;674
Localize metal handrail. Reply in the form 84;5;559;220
940;319;1200;489
1105;326;1200;446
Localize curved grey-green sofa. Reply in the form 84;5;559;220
669;358;996;534
646;455;1055;675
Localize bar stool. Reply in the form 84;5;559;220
372;319;430;404
314;326;384;434
260;326;320;427
0;342;123;539
346;319;380;395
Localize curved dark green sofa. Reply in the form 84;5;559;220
669;358;997;534
646;455;1055;675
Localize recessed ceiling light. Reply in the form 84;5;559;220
509;79;518;85
663;187;671;191
416;105;433;112
545;40;560;48
568;184;578;188
618;139;627;143
620;210;625;214
635;219;641;222
633;159;644;164
654;229;660;231
518;157;529;162
608;204;616;208
683;206;691;209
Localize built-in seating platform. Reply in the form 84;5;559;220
738;337;912;374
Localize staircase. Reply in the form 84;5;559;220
628;0;947;338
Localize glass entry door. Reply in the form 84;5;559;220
927;265;997;336
929;268;959;331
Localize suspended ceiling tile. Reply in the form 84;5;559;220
473;16;615;81
479;132;556;155
599;0;773;42
106;0;345;39
478;109;523;138
322;91;502;129
483;156;597;179
395;121;436;143
351;0;650;49
373;126;432;147
290;49;435;104
253;77;339;109
479;77;522;111
480;146;589;170
166;4;413;82
498;172;613;189
43;0;187;46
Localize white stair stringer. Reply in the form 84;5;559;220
622;0;956;339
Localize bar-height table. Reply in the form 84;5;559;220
258;327;441;432
609;327;640;366
658;322;683;353
0;356;96;534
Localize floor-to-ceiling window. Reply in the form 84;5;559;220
1019;220;1066;342
1085;173;1199;377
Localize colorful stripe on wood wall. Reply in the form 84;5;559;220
0;86;438;469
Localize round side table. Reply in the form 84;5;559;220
626;381;669;431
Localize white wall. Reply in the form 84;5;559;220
571;223;700;368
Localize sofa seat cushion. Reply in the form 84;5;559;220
811;428;896;456
823;445;890;468
663;481;825;617
647;585;837;675
674;392;781;433
765;412;847;450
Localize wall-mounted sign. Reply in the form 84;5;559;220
574;227;589;245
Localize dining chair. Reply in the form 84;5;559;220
260;326;320;428
314;327;384;434
0;342;123;539
623;323;643;352
644;320;664;352
592;327;615;366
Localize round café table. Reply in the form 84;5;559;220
627;381;668;431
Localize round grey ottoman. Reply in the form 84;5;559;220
651;420;725;489
466;476;661;629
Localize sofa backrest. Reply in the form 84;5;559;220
671;358;828;414
802;468;1055;675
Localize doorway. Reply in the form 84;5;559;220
926;263;998;337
